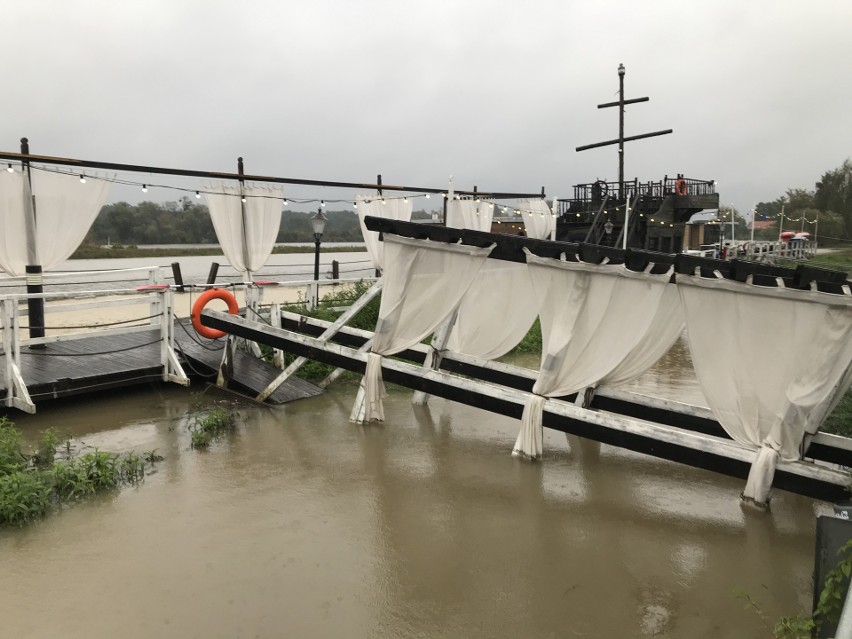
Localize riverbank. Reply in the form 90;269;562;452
70;244;368;259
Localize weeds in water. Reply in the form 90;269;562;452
0;418;161;527
189;408;239;449
738;538;852;637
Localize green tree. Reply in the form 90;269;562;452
813;209;845;244
815;159;852;236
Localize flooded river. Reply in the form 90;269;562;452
0;336;831;638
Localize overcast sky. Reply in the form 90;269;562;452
3;0;851;217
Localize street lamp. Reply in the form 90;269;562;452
311;207;327;286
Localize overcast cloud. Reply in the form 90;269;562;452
3;0;851;216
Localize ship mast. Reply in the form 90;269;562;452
576;64;673;200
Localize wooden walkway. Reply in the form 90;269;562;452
1;318;321;408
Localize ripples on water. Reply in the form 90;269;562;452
0;368;828;638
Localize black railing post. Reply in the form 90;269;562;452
21;138;45;341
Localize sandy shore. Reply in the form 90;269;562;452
34;281;349;337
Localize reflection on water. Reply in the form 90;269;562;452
622;335;708;407
0;376;827;638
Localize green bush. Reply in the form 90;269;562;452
0;470;51;526
0;418;158;527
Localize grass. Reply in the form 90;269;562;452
188;408;239;449
822;388;852;437
0;417;156;527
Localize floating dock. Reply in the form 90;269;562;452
1;316;321;411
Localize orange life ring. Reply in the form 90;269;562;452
191;288;238;339
675;179;688;196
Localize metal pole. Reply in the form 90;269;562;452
750;206;756;245
730;204;735;243
618;63;625;201
778;205;784;241
21;138;44;340
313;232;321;309
237;157;251;282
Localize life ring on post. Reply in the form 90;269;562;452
675;179;688;196
191;288;238;339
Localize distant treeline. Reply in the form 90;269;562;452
81;198;433;246
754;159;852;243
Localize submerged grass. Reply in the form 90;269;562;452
0;417;155;527
188;408;239;449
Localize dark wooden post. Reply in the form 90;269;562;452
21;138;45;341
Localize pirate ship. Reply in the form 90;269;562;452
554;64;720;253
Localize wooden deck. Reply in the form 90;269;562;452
1;318;321;408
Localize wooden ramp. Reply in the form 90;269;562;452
1;319;321;409
172;319;322;404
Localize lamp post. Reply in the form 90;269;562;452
311;207;327;309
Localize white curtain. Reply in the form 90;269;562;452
599;285;684;387
443;196;537;359
678;275;852;503
206;183;284;278
446;199;494;231
446;260;540;360
0;170;109;276
514;252;675;458
356;195;412;270
519;198;556;240
357;234;494;422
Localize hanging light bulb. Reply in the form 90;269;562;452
381;198;386;205
321;200;326;207
142;184;148;193
195;191;201;199
442;193;447;198
404;197;408;203
79;174;86;184
6;164;13;173
241;196;246;203
283;198;288;206
353;201;358;209
425;193;430;199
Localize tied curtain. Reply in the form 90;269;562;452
356;195;413;271
356;234;494;422
518;198;556;240
0;170;110;276
514;252;681;459
205;183;285;278
678;275;852;503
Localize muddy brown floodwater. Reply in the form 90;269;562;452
0;339;832;638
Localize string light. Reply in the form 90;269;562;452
425;194;430;199
283;199;288;205
79;174;86;184
381;198;386;205
403;197;408;203
195;191;201;199
321;200;326;207
6;164;12;173
142;184;147;193
353;201;358;208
